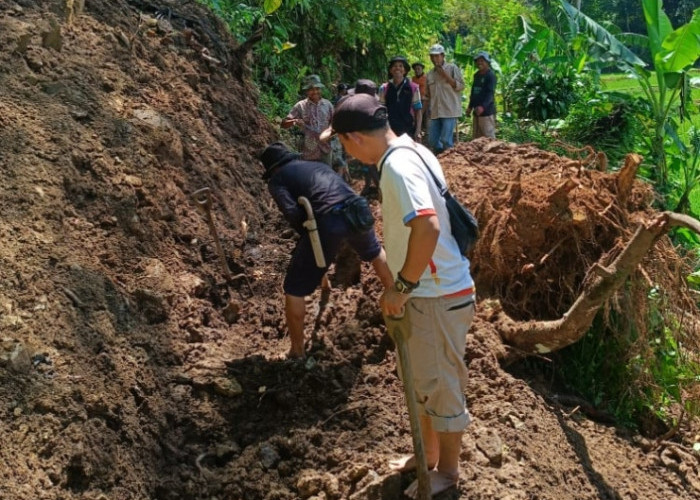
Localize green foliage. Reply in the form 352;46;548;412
575;0;696;37
263;0;282;14
508;62;586;121
500;3;649;124
559;0;646;68
561;91;648;166
622;3;700;187
497;111;559;149
555;313;637;425
634;288;700;424
199;0;445;121
444;0;534;62
556;288;700;429
203;0;265;43
666;126;700;214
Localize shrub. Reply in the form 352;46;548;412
561;92;647;167
507;63;586;121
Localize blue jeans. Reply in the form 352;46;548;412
429;117;458;153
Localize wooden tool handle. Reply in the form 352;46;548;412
385;315;431;500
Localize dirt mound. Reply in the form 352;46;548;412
2;1;700;499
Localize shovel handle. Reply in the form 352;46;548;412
384;315;431;500
190;187;231;279
191;187;212;215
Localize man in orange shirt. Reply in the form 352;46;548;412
412;62;428;141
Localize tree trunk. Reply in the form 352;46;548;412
496;211;700;362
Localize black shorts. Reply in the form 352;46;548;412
283;212;381;296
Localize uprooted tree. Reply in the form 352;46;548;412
442;139;700;364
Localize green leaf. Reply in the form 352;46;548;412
663;71;682;89
263;0;282;15
686;270;700;286
642;0;674;58
575;52;587;73
560;0;645;66
276;41;297;53
658;8;700;73
617;32;650;51
512;16;551;64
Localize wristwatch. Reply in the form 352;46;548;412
394;273;420;294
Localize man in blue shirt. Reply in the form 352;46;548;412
466;51;497;139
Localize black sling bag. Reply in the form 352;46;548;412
379;145;479;255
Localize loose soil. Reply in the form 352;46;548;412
2;1;700;499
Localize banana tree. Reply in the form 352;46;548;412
559;0;645;70
469;0;651;125
625;2;700;186
555;0;700;193
672;127;700;216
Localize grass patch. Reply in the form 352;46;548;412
601;69;700;103
601;72;645;95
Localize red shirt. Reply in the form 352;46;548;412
412;73;427;100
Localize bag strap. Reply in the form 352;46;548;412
378;145;449;198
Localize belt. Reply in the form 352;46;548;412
444;286;475;299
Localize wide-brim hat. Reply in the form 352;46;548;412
302;74;325;90
259;142;300;179
388;56;410;75
412;61;425;69
429;43;445;55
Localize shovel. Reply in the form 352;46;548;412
384;313;431;500
191;187;231;279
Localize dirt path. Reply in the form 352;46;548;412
1;1;700;499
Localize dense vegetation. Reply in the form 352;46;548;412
200;0;700;430
198;0;444;117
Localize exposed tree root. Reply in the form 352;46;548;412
495;211;700;361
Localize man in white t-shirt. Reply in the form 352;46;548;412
321;94;476;498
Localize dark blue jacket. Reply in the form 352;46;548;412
267;158;356;234
468;69;497;117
